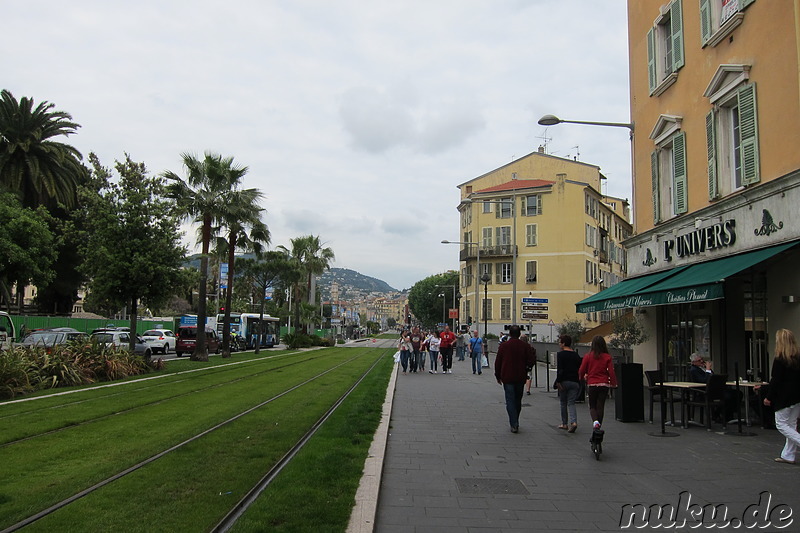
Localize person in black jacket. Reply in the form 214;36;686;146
764;328;800;464
554;335;582;433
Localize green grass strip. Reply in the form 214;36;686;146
17;349;392;532
0;348;380;530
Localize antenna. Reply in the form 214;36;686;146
535;131;552;154
571;145;580;161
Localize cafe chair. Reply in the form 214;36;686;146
685;374;728;430
645;369;677;424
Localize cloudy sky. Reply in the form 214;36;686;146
4;1;631;291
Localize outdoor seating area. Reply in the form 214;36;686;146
646;371;770;431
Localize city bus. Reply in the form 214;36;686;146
216;312;280;348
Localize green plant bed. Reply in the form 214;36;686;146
0;348;384;530
18;350;392;532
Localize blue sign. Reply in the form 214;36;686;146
180;315;198;326
522;298;548;303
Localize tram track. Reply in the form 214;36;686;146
1;348;387;533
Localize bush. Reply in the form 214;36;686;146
336;338;345;345
0;341;163;400
484;333;499;340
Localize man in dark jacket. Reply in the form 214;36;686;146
495;325;536;433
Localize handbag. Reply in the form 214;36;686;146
393;350;402;363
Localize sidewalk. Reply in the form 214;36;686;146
373;357;800;532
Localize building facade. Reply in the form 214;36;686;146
580;0;800;381
457;150;631;340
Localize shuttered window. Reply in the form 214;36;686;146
526;224;538;247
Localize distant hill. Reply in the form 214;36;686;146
318;268;398;300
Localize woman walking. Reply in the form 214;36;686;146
427;331;441;373
764;328;800;464
579;335;617;452
398;330;411;374
554;335;582;433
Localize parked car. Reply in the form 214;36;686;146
175;326;220;357
91;329;152;359
140;329;177;354
20;327;87;351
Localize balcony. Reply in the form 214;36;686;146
459;245;517;261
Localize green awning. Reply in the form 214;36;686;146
576;240;798;313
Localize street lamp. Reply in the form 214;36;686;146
438;293;446;324
537;114;634;132
481;271;491;337
436;284;460;330
441;239;482;337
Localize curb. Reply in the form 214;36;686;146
346;361;398;533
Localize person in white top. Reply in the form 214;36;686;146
427;331;441;373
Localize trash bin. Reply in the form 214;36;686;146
615;362;645;423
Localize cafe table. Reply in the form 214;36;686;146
726;380;769;427
660;381;706;428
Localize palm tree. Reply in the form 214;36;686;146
163;152;247;361
213;187;270;357
0;90;84;208
278;235;334;333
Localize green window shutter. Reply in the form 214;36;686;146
741;0;756;8
670;0;685;70
699;0;712;45
536;195;542;215
706;109;719;200
672;132;688;214
526;224;537;246
647;28;657;93
739;83;760;185
520;196;527;216
651;150;661;223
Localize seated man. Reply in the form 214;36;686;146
688;353;741;422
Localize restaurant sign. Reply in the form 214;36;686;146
575;284;724;314
663;219;736;262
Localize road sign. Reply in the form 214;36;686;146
522;297;548;304
448;308;459;319
522;312;548;320
548;320;556;327
522;305;548;311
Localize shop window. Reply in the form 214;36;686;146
647;0;684;96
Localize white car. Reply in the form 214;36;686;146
140;329;177;354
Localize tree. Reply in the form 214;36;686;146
557;317;587;344
82;154;185;351
0;90;85;209
0;192;57;312
277;235;334;333
609;313;649;363
407;271;460;328
163;152;247;361
237;252;293;353
213;186;270;357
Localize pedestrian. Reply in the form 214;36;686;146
439;324;457;374
578;336;618;435
554;334;582;433
494;325;535;433
456;329;467;361
408;327;424;373
427;331;441;373
398;330;411;374
468;330;483;374
763;328;800;464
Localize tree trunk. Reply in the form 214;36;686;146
221;231;236;358
193;215;211;361
255;281;266;355
129;297;145;361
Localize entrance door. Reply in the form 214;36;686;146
743;273;768;382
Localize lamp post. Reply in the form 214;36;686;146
481;271;491;368
537;114;634;132
436;284;460;331
438;293;446;325
441;239;481;336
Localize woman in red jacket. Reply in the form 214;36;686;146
578;335;618;430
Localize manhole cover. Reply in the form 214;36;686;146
455;478;529;495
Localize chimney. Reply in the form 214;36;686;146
538;145;545;153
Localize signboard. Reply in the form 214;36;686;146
219;263;229;289
180;315;198;326
522;312;548;320
522;297;548;304
522;305;548;311
548;320;556;327
264;287;273;300
448;308;459;319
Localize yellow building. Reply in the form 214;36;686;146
582;0;800;380
456;150;632;341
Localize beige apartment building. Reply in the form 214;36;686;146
456;150;632;341
580;0;800;381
